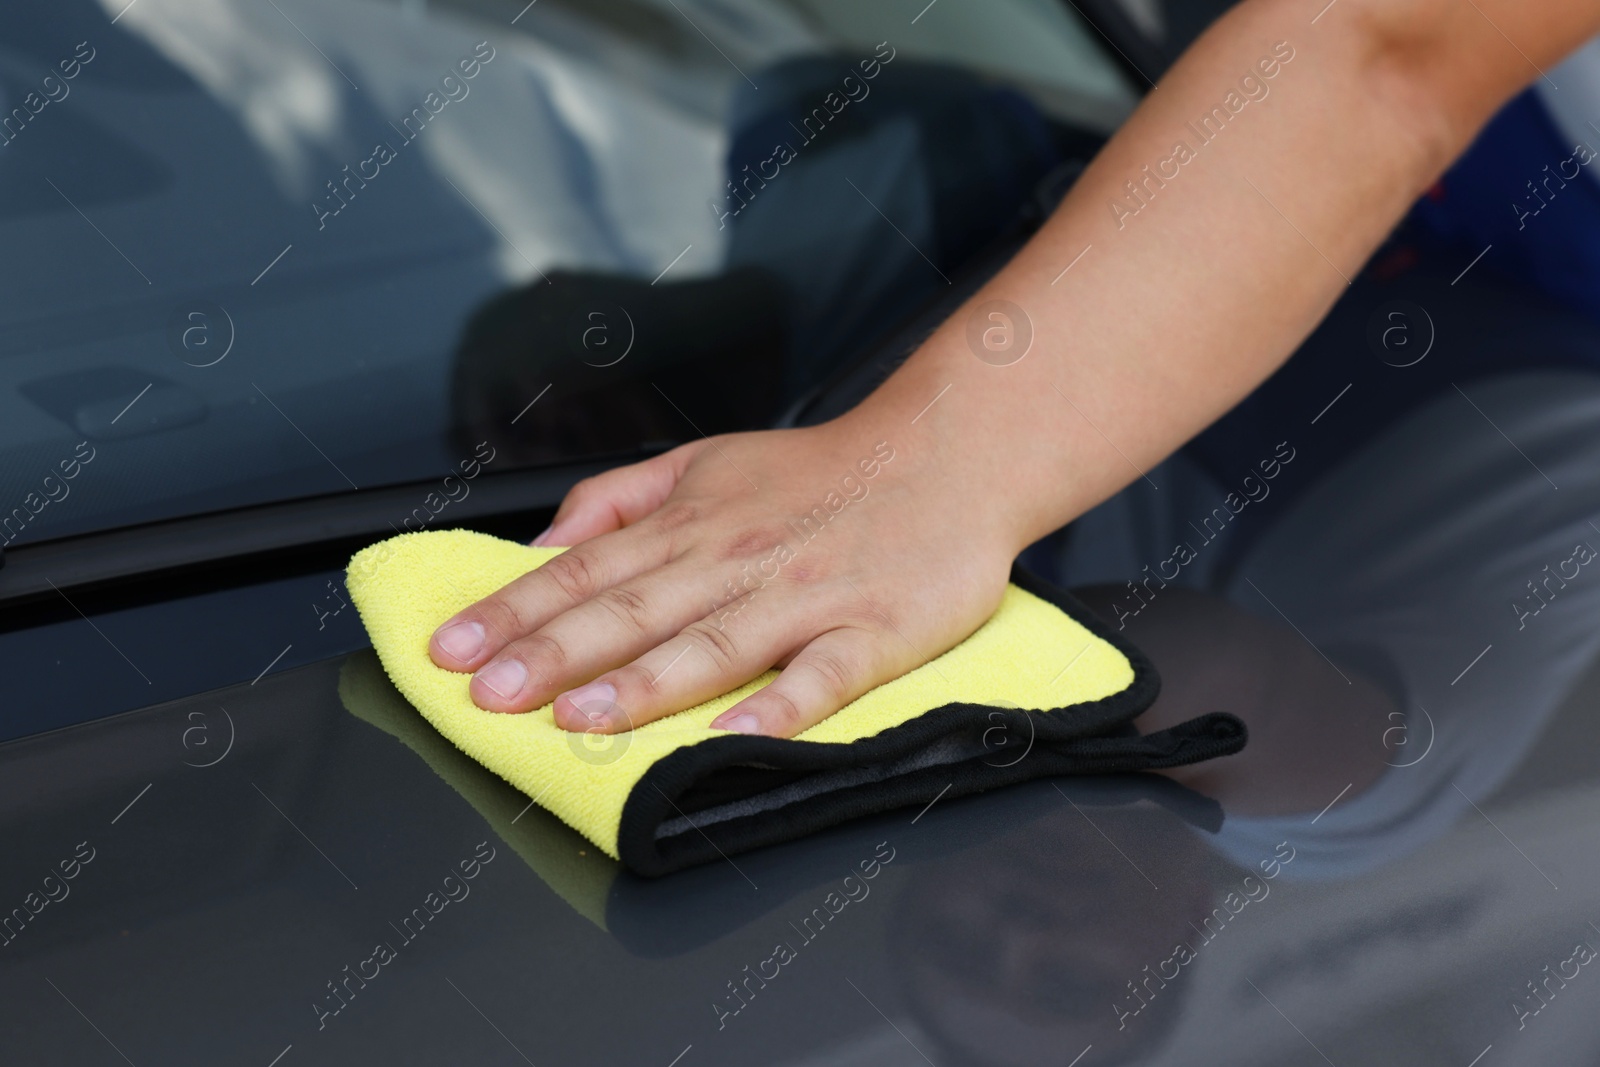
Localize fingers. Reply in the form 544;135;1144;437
548;592;808;732
429;521;671;676
431;446;702;681
534;444;698;547
708;628;910;738
462;563;726;713
549;596;914;739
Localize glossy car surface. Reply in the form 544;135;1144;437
4;2;1599;1066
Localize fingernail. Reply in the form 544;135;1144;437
531;524;554;547
476;659;528;701
716;713;762;735
435;620;485;662
561;681;617;722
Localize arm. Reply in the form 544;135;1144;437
430;0;1600;736
861;0;1598;549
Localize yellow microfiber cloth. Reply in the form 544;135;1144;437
347;529;1245;876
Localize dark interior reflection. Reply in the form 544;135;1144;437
891;806;1209;1067
451;267;788;464
448;54;1101;463
1;3;1110;544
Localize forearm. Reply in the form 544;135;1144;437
844;0;1600;552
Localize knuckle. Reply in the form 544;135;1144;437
684;619;741;670
803;647;856;703
516;631;570;674
720;523;787;562
653;501;698;532
781;560;822;585
612;662;662;701
473;593;532;640
565;475;603;504
833;600;884;631
595;585;652;632
543;551;601;602
759;686;808;730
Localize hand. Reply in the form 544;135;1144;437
427;418;1018;737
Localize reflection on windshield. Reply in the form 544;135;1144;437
0;0;1131;545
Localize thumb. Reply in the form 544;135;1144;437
534;442;700;546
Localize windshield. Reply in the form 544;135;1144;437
0;0;1133;546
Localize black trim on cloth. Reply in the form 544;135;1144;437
616;564;1248;876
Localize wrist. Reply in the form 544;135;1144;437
825;385;1047;564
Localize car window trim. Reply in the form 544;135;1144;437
0;459;631;609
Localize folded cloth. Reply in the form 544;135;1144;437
347;529;1246;876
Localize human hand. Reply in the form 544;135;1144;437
427;418;1018;737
